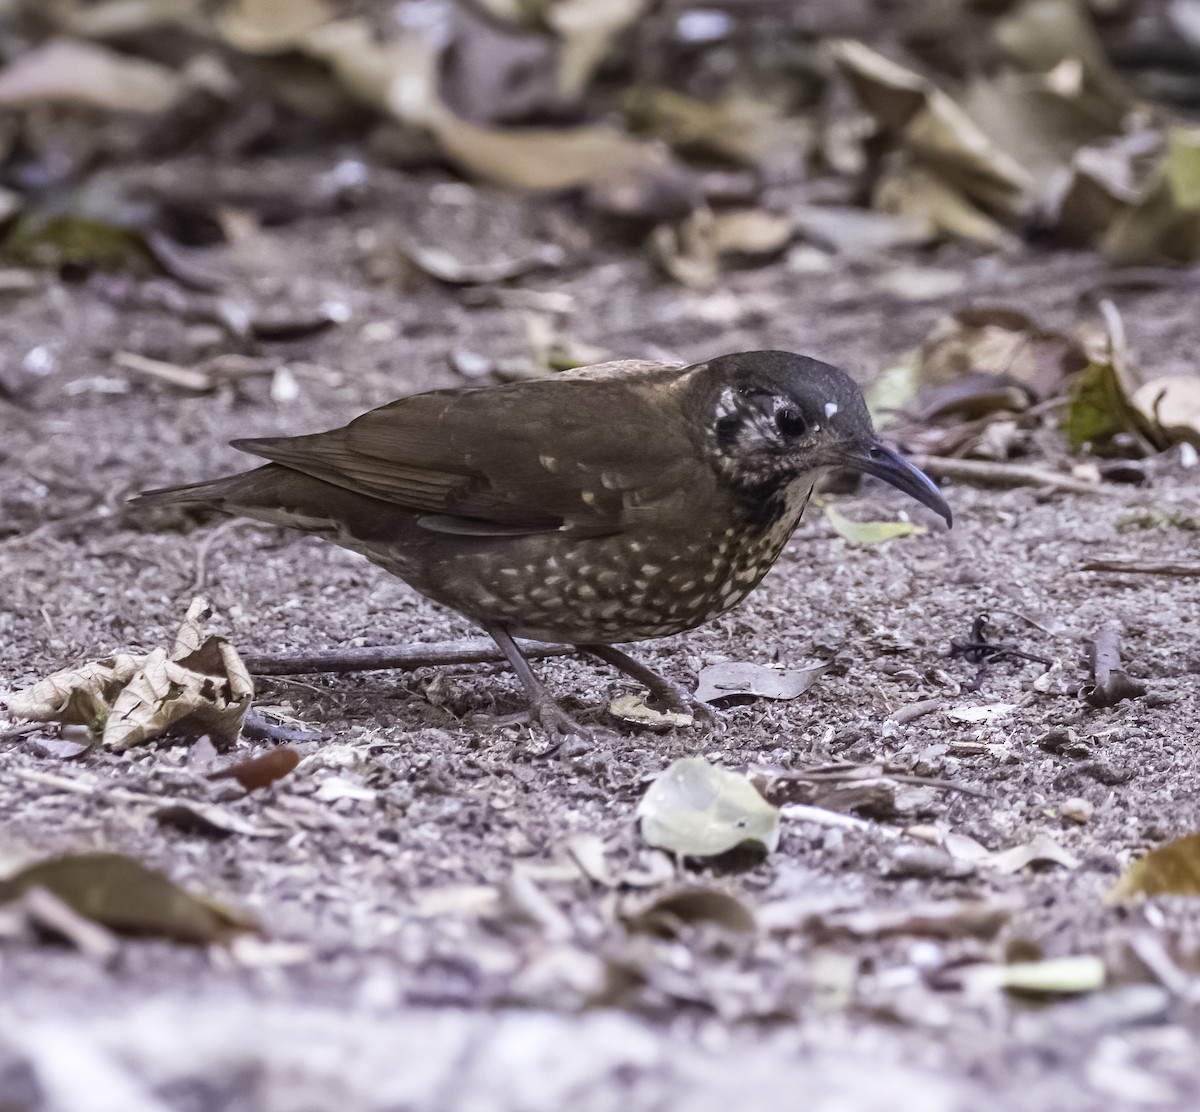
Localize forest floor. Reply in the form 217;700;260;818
1;155;1198;1111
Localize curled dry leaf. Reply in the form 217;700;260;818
105;636;253;751
0;852;253;945
637;757;780;857
694;661;825;705
1;597;253;750
1108;833;1200;903
3;654;145;727
0;38;183;114
825;504;925;546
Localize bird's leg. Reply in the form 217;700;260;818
485;625;590;741
582;644;717;725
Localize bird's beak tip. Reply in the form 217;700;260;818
852;439;953;527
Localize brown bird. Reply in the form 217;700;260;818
133;351;951;737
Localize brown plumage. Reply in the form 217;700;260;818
133;351;951;738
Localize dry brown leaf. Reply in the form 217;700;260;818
3;598;253;750
624;87;778;167
208;746;301;793
711;209;793;257
216;0;335;54
549;0;650;99
833;40;1034;223
1108;833;1200;903
0;38;182;114
2;654;146;728
432;109;677;192
987;834;1080;873
1133;375;1200;447
873;165;1017;248
0;852;253;945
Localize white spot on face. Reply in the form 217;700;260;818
539;454;558;471
581;490;597;506
824;401;838;419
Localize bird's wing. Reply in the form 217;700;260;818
232;360;702;535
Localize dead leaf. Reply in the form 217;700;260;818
638;757;780;857
825;504;925;545
392;230;565;285
2;599;253;750
833;40;1033;224
694;661;825;705
2;654;145;728
624;87;778;167
624;888;756;938
0;852;252;945
0;38;182;114
216;0;334;54
549;0;651;99
1108;833;1200;903
1133;375;1200;448
873;164;1017;247
987;834;1080;873
208;746;300;793
432;109;680;193
607;694;693;730
711;208;793;257
1104;128;1200;264
994;0;1131;118
105;635;253;751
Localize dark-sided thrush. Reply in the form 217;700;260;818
133;351;951;737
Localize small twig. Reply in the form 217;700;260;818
1081;560;1200;577
114;351;213;392
911;455;1125;496
242;637;576;676
885;698;943;726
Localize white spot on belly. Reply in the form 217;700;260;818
824;401;838;418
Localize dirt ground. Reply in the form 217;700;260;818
1;159;1199;1112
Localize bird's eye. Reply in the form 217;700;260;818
775;406;807;438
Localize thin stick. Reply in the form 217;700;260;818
241;637;575;676
1081;560;1200;577
911;455;1125;496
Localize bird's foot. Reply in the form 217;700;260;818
643;683;723;732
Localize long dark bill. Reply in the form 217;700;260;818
850;439;952;526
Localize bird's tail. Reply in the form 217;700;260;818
129;464;291;515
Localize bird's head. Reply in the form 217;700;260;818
691;350;952;525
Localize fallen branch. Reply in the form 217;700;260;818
911;455;1124;496
241;637;575;676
